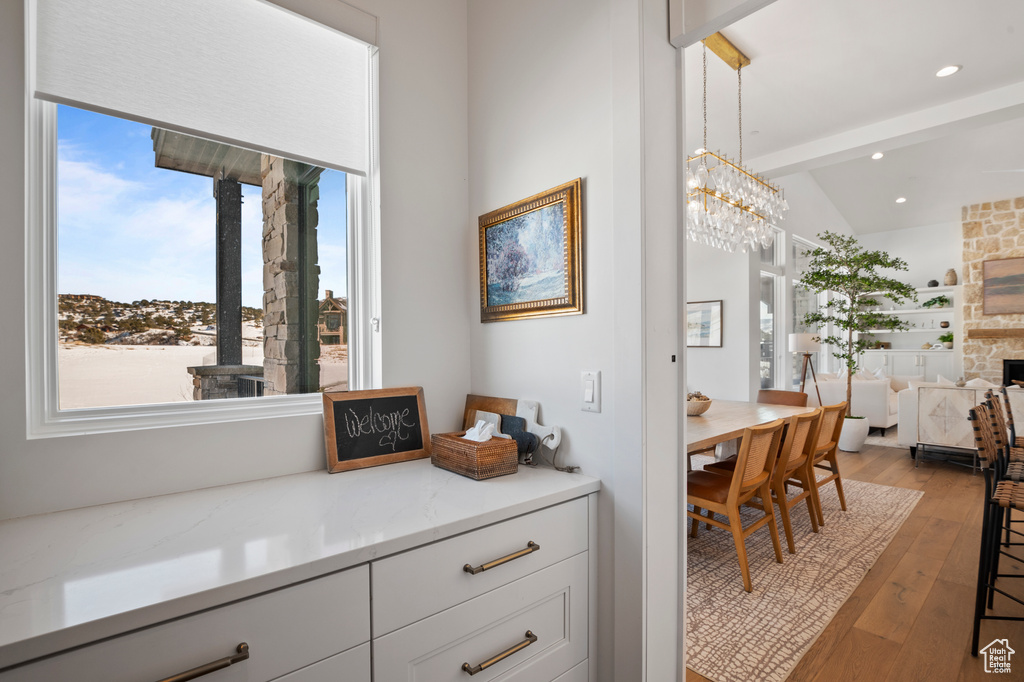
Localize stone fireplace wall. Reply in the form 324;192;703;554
962;196;1024;383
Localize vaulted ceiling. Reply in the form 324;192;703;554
684;0;1024;234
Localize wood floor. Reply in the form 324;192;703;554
685;442;1024;682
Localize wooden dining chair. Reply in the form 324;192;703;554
757;389;809;407
800;402;847;527
688;418;786;592
704;408;823;554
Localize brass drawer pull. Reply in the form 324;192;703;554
463;541;540;575
156;642;249;682
461;631;537;675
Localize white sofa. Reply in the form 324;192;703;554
808;376;898;431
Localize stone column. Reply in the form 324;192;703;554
961;197;1024;383
215;176;243;366
261;156;321;395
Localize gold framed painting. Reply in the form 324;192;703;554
478;178;583;323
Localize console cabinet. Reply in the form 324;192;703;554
0;463;598;682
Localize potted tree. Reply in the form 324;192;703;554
798;232;917;451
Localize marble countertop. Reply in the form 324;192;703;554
0;460;599;669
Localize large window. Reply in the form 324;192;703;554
55;106;351;409
791;236;824;384
759;228;785;389
28;0;380;436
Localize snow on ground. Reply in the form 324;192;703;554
58;344;216;409
58;342;347;409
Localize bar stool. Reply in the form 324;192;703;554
970;404;1024;656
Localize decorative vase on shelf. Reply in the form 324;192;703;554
940;321;950;328
927;279;939;287
955;377;966;387
944;268;958;286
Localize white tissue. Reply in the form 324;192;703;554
463;420;496;442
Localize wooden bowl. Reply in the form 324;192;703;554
686;399;712;416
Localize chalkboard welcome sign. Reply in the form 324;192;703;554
323;387;431;473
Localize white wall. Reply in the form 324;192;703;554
684;244;755;400
468;0;680;678
776;171;855;241
0;0;471;520
859;221;961;289
467;1;621;678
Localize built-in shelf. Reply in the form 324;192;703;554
862;285;957;297
862;348;953;353
864;328;951;334
872;308;953;316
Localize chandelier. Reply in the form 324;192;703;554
686;37;788;253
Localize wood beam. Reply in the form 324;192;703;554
966;328;1024;339
703;32;750;71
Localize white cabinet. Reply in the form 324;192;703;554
375;553;588;682
0;467;597;682
1;565;370;682
373;497;588;636
372;499;591;682
920;351;956;382
861;349;956;382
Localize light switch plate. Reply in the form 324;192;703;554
581;370;601;413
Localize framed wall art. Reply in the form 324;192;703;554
686;300;723;347
479;178;583;323
983;257;1024;315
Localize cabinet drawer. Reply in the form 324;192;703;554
374;552;587;682
276;642;370;682
553;660;588;682
373;498;587;635
1;565;369;682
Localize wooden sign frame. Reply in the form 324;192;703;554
323;387;431;473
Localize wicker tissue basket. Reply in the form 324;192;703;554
430;432;519;480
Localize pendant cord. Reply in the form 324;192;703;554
737;64;742;166
702;42;707;155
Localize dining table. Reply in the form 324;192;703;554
686;399;816;468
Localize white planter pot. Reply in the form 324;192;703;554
838;418;870;452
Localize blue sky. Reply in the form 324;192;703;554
57;105;348;308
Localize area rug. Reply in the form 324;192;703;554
686;462;923;682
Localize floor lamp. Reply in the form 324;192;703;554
789;333;822;406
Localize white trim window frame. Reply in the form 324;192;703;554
759;227;786;389
24;10;381;439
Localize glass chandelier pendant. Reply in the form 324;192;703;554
686;42;788;253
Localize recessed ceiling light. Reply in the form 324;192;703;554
936;65;961;78
896;197;907;204
871;152;884;160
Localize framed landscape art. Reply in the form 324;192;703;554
687;300;723;347
478;178;583;323
983;257;1024;314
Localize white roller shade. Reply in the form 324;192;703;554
35;0;369;176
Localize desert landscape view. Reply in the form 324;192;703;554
57;295;347;409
